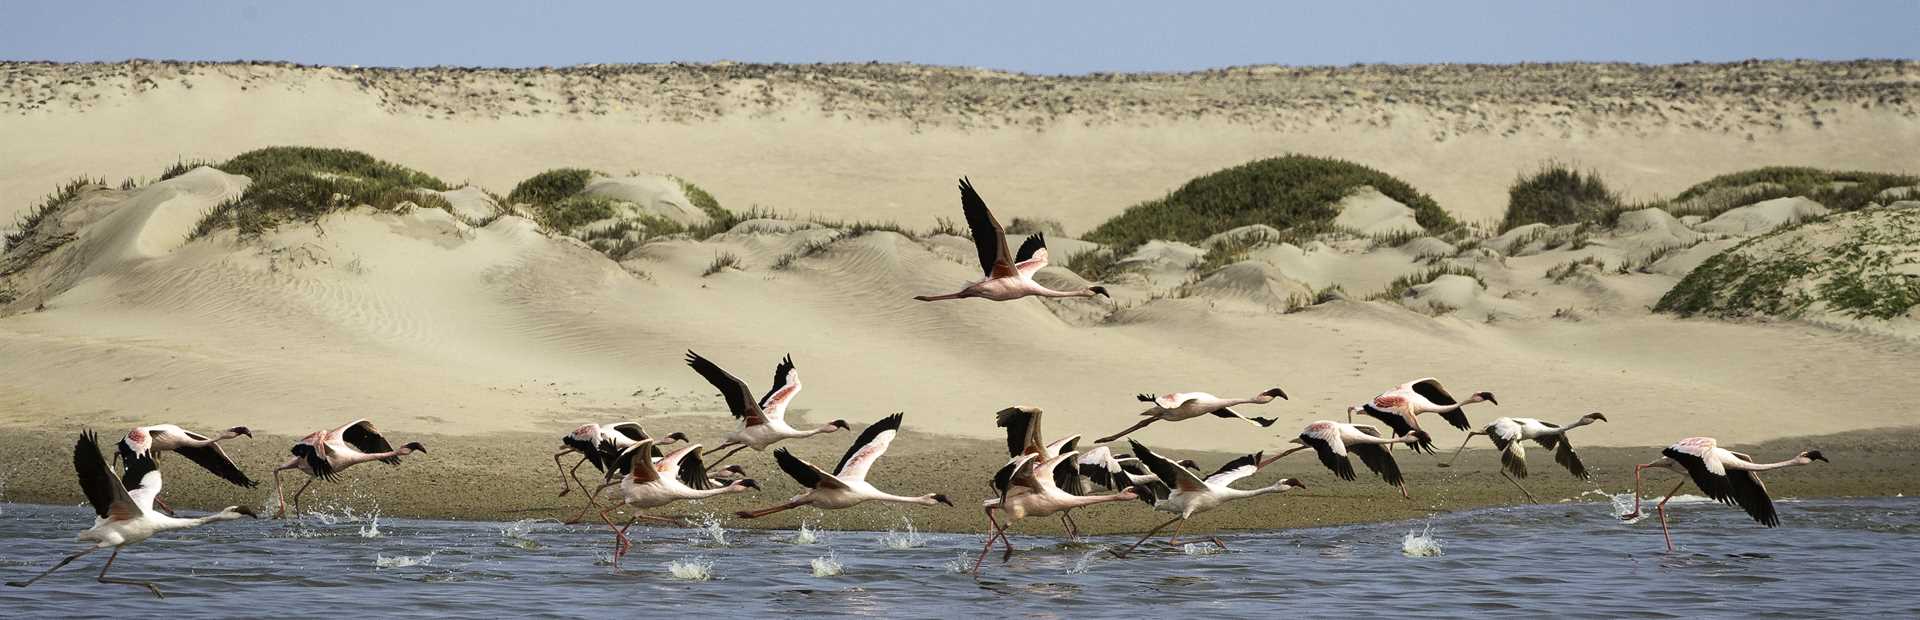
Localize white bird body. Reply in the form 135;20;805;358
595;440;758;564
686;352;848;466
1351;378;1496;451
1095;388;1288;443
736;413;952;519
1108;440;1304;557
271;419;425;518
114;423;257;494
553;422;690;522
1294;420;1426;498
1446;413;1607;502
914;179;1108;303
8;431;255;598
1628;436;1828;551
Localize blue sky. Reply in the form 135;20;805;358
3;1;1915;74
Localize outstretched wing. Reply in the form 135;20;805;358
686;350;766;425
613;440;659;483
1408;378;1459;406
834;413;903;481
1013;233;1048;279
1350;442;1405;488
1552;436;1589;481
1129;440;1207;493
1299;422;1355;482
339;420;401;465
773;447;843;490
607;423;649;442
652;444;699;486
994;406;1041;457
959;178;1016;278
1663;439;1733;504
174;442;258;488
1204;452;1265;487
75;431;141;520
757;355;802;422
1725;467;1779;527
121;451;163;515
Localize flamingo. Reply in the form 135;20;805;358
913;178;1109;302
1622;437;1828;551
592;440;759;565
1094;387;1289;443
1441;413;1608;502
1292;420;1428;499
1108;439;1305;558
270;419;426;518
1350;378;1496;453
553;422;689;523
734;413;953;519
8;431;256;599
114;424;256;516
973;452;1139;575
994;406;1094;537
685;351;848;467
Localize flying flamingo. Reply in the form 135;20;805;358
994;406;1094;537
1622;437;1828;551
735;413;953;519
592;439;759;566
1350;378;1496;453
685;351;848;468
1441;413;1608;502
974;452;1138;575
553;422;689;523
1094;387;1289;443
270;419;426;518
114;424;256;515
1292;420;1427;498
913;178;1109;302
8;431;256;599
1108;439;1305;558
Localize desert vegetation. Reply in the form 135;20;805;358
188;147;454;239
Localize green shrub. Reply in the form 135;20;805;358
159;158;216;181
1373;265;1483;300
1673;166;1919;217
507;168;600;207
1085;155;1456;252
6;177;100;248
189;147;453;239
1657;209;1920;320
672;177;729;222
1501;163;1620;232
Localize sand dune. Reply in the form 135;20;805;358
2;163;1916;458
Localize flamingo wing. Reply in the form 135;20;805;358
1663;438;1733;504
834;413;903;482
173;441;259;488
773;447;844;490
756;355;801;422
1203;451;1265;487
339;420;401;464
613;440;659;483
1299;422;1355;481
1723;454;1779;527
994;406;1042;457
685;350;767;426
1128;440;1207;493
1407;378;1459;406
959;177;1017;279
607;423;649;442
1013;233;1048;279
75;431;143;520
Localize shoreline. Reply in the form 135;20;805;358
4;425;1911;534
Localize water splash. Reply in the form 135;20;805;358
358;515;384;538
787;520;821;545
1610;492;1645;523
944;552;974;574
375;551;436;568
688;513;730;547
667;557;714;581
499;518;546;550
1066;550;1102;574
1401;524;1444;557
810;553;844;577
1182;542;1224;555
879;517;929;549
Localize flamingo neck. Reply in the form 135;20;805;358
1031;284;1097;298
874;492;938;506
1063;491;1136;509
1736;457;1814;472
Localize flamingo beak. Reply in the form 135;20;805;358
933;494;954;507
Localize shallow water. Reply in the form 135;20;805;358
2;498;1917;617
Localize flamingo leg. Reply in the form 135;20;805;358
96;547;163;599
734;500;807;520
553;450;583;496
1061;512;1082;541
6;546;98;589
1656;479;1686;552
1501;471;1539;503
288;478;316;518
1112;517;1183;559
1168;519;1188;546
1210;536;1229;550
973;507;1009;575
271;467;290;519
153;496;177;517
912;292;967;302
1399;482;1411;500
1258;446;1310;468
1095;417;1159;444
599;505;632;564
703;444;750;469
562;466;611;525
1627;464;1648;519
1441;432;1482;468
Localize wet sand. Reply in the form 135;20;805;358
3;424;1911;535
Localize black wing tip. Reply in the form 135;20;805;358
1252;416;1278;427
1136;393;1156;403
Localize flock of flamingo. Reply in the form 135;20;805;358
8;179;1830;597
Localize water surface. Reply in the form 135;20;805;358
2;497;1915;617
